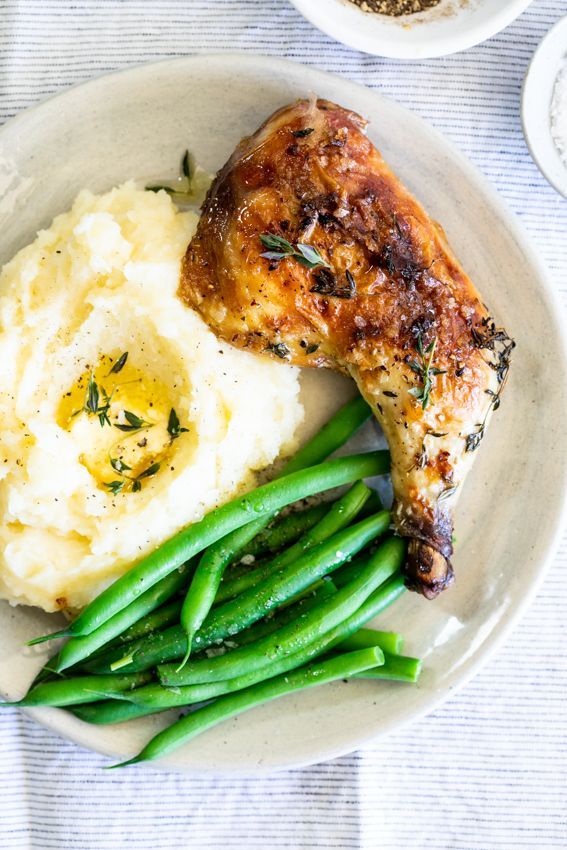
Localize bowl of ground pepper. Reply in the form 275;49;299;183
289;0;533;59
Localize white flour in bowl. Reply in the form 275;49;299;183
551;58;567;167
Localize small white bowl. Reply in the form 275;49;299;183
289;0;533;60
522;15;567;199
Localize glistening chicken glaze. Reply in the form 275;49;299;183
179;98;513;598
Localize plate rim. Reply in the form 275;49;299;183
2;52;567;774
521;14;567;199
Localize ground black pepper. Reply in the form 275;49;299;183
348;0;440;15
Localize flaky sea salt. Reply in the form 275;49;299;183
551;58;567;167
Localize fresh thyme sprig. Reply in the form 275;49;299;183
104;457;161;495
408;336;446;410
259;233;331;270
464;319;514;453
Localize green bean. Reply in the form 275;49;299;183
332;553;368;588
108;598;184;646
158;535;404;687
272;577;333;610
54;562;191;673
111;647;382;767
2;671;152;707
177;520;278;669
191;511;390;653
214;481;373;606
84;581;337;675
178;413;375;665
282;396;372;474
234;503;329;562
335;628;403;656
33;452;387;647
354;653;421;683
358;489;383;516
70;700;164;725
230;580;337;646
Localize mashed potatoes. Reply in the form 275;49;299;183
0;183;303;612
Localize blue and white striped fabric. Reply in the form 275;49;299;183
1;1;566;848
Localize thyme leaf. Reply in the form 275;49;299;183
295;243;330;270
292;128;314;138
86;372;99;415
104;480;125;496
259;233;295;258
167;408;189;441
137;462;160;480
108;352;128;375
114;411;152;433
259;233;330;270
110;456;131;473
82;373;113;427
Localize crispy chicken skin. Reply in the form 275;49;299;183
180;98;513;598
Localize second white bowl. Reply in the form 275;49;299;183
290;0;534;59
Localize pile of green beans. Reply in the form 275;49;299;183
176;479;374;670
214;480;373;606
4;396;422;768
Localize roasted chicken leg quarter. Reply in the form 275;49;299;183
180;98;513;598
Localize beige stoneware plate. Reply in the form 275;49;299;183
1;55;566;774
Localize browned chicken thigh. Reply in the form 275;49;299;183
180;98;513;598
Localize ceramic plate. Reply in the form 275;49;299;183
522;15;567;198
1;55;566;774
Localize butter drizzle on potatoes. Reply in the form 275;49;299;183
0;183;303;613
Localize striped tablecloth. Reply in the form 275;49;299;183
1;1;566;848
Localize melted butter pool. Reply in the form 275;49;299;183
57;353;187;492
